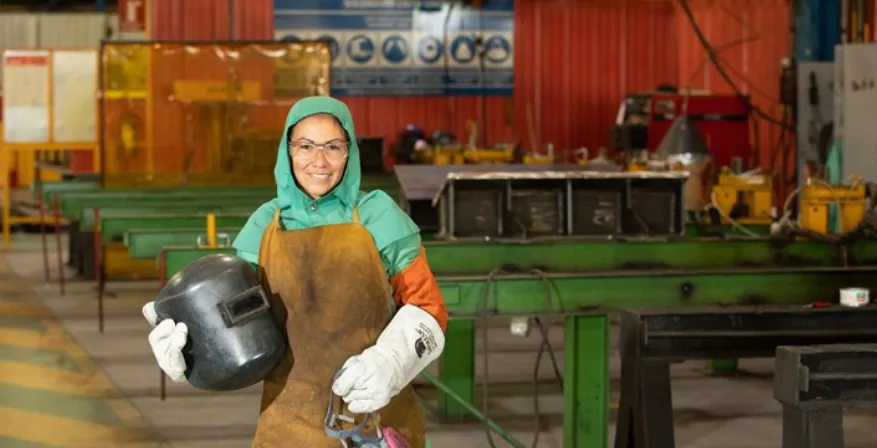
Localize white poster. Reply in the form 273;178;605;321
2;50;50;144
52;50;98;143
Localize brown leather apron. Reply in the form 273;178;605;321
251;208;426;448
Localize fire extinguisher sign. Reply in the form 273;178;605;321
118;0;146;34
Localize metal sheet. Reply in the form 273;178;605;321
394;163;621;202
149;0;274;40
838;43;877;183
37;14;111;48
432;167;686;205
512;0;678;156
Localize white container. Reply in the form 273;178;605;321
840;288;870;307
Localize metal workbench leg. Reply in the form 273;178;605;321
782;405;844;448
437;319;475;417
564;314;608;448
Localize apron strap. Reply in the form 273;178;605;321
352;207;360;224
257;209;283;275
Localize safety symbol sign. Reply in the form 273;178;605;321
346;35;375;64
316;35;341;62
273;0;514;96
381;35;408;64
417;36;443;64
484;35;510;64
450;35;476;64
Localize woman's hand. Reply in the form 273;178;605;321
331;305;446;414
143;302;189;382
332;347;399;413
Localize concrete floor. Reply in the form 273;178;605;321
2;234;877;447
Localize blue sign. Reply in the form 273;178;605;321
346;35;374;64
381;35;408;64
315;34;340;62
273;0;514;96
417;36;443;64
484;35;511;64
450;36;476;64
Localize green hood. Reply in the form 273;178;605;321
274;96;361;212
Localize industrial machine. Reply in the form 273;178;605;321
393;121;556;166
799;177;868;235
710;167;774;225
611;89;751;169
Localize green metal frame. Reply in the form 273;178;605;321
98;213;251;244
155;240;877;448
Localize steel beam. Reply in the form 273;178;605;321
775;344;877;448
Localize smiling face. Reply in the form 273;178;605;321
288;114;349;199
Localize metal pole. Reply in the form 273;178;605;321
228;0;235;41
841;0;849;43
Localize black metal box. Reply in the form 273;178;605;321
622;177;685;237
569;179;623;237
434;171;687;240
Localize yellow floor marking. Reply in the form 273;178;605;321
0;360;112;397
0;406;155;447
0;276;156;440
0;301;54;319
0;327;87;356
0;328;153;430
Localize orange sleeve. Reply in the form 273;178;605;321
389;246;448;332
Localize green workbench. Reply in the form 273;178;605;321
79;204;258;231
152;238;877;448
125;228;240;259
39;173;398;206
56;191;268;219
97;212;252;244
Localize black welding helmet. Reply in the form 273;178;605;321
153;254;286;391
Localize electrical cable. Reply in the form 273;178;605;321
442;2;457;129
675;0;793;132
479;268;564;448
682;1;771;101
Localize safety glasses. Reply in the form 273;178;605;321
289;139;350;162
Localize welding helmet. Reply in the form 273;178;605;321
153;254;286;391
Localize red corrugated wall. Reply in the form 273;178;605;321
514;0;678;157
674;0;791;170
146;0;789;166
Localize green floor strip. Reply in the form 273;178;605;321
0;291;22;301
0;345;81;373
0;436;62;448
0;384;122;426
0;317;47;333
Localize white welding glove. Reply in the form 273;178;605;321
142;301;189;383
332;305;445;413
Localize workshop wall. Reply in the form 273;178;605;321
514;0;678;156
145;0;790;164
149;0;274;40
675;0;791;169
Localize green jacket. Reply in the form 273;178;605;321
231;97;421;276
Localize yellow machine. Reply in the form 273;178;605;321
463;147;514;164
522;153;555;164
799;178;867;234
411;146;464;165
711;167;774;225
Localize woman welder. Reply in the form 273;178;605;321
141;97;448;447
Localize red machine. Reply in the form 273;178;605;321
614;91;752;169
